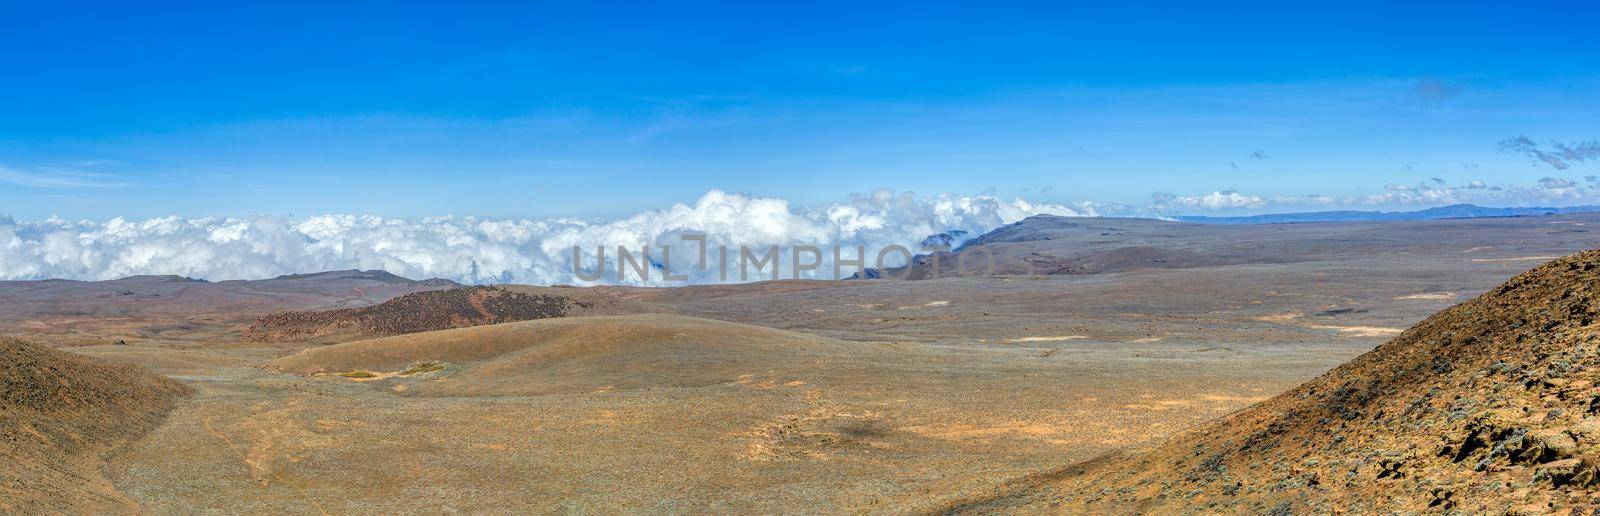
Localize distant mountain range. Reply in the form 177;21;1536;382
1177;204;1600;225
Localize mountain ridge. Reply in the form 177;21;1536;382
1178;203;1600;225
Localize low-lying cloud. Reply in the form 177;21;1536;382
1284;177;1598;207
7;180;1600;285
0;190;1083;285
1146;177;1600;215
1152;191;1267;210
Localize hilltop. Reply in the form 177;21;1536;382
948;250;1600;513
245;285;653;343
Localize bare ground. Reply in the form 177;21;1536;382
9;213;1600;512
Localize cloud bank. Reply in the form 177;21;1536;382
0;190;1084;285
7;178;1600;285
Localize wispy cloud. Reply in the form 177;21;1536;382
1413;76;1465;107
0;165;131;188
1498;136;1600;170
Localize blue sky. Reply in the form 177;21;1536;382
3;0;1598;220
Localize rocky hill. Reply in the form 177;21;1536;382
245;285;648;343
947;250;1600;513
1;338;191;513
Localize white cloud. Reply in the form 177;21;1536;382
1160;178;1600;213
8;181;1600;285
1340;179;1599;206
1153;190;1267;210
1540;177;1577;189
0;189;1078;284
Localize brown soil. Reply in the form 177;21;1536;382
0;269;461;346
948;250;1600;513
0;337;191;513
265;314;851;397
245;286;599;342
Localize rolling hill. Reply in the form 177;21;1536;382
245;285;655;343
265;313;852;397
1;338;191;513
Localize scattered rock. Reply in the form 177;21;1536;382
1024;251;1600;513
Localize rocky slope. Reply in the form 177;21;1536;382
947;250;1600;513
0;338;191;513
